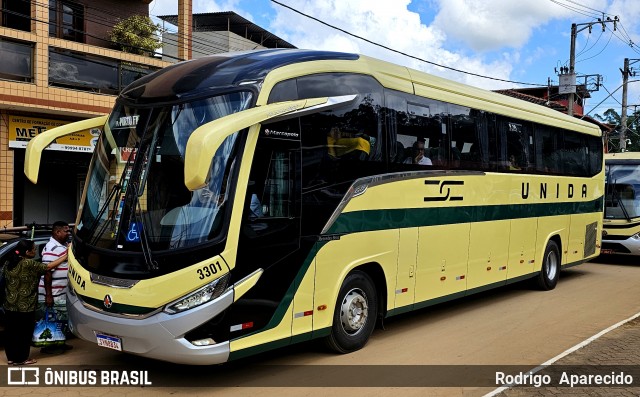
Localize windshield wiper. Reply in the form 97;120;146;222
87;182;121;246
612;178;631;221
137;128;159;197
87;145;137;247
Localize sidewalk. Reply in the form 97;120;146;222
495;315;640;396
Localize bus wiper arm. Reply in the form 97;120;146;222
138;129;159;197
612;179;631;221
88;145;137;247
130;181;158;271
87;182;122;246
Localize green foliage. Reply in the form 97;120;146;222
109;15;162;55
595;108;640;152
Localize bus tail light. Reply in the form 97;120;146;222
164;274;230;314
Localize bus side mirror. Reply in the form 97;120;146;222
184;95;358;191
24;115;108;184
184;98;327;191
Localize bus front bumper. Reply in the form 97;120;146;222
67;288;234;365
601;235;640;255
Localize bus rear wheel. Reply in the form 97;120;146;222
326;270;378;354
536;240;560;290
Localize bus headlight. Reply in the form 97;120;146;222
164;274;230;314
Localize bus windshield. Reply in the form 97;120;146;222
75;91;253;252
605;163;640;220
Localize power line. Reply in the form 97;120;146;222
575;28;595;58
576;31;613;63
270;0;546;87
13;0;252;60
4;0;178;60
549;0;601;19
606;23;640;55
559;0;614;18
602;83;623;106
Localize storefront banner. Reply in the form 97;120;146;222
8;115;100;153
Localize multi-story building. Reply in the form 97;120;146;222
0;0;170;228
0;1;294;229
158;11;295;62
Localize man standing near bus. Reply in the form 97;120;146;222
38;221;73;353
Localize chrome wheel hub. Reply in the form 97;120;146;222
340;288;368;335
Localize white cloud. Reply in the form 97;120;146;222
608;0;640;44
266;0;517;89
432;0;609;51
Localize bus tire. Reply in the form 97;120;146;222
536;240;560;290
325;270;378;354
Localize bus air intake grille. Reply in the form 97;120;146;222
584;221;597;257
90;273;140;289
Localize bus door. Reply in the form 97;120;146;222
233;119;304;343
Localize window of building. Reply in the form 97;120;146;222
49;0;84;43
49;47;159;94
2;0;31;31
0;38;33;82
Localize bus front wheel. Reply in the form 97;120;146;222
326;270;378;353
536;240;560;290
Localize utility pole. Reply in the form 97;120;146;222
620;58;640;152
567;16;618;116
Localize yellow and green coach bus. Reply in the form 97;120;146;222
25;49;604;364
602;152;640;255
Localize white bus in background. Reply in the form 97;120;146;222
602;152;640;255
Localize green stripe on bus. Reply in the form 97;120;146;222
327;197;603;234
231;242;327;341
231;198;601;351
229;336;293;361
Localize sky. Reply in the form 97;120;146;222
148;0;640;121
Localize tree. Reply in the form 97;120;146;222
594;108;640;152
109;15;162;55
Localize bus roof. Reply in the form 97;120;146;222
117;49;601;137
119;49;358;104
605;152;640;164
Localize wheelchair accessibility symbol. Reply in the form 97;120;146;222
126;222;142;242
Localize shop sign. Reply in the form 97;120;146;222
8;115;100;153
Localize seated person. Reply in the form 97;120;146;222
404;141;432;165
508;155;521;170
327;126;370;159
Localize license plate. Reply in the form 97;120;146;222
96;333;122;351
600;249;615;254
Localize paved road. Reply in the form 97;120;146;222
1;256;639;396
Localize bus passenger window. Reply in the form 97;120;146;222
385;91;449;171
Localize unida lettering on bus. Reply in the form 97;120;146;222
68;263;86;290
521;182;588;200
